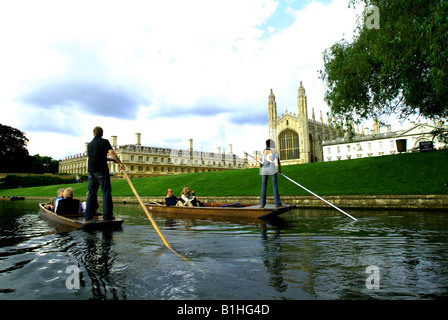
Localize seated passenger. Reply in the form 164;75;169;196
180;186;203;207
46;188;64;212
80;191;98;213
165;189;180;207
56;187;80;215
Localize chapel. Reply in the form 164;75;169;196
268;81;338;164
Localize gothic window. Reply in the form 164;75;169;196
279;130;300;160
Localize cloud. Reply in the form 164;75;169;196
17;108;82;137
21;80;147;119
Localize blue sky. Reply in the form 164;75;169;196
0;0;370;159
259;0;333;38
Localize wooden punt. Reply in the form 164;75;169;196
145;202;296;219
39;203;124;230
1;196;25;201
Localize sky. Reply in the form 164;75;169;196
0;0;381;160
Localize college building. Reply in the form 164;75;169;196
58;134;248;178
322;120;447;162
262;81;340;166
262;81;446;165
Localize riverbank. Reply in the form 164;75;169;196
27;194;448;211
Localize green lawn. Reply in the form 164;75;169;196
1;150;447;198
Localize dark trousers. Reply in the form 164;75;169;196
85;172;113;220
260;173;282;207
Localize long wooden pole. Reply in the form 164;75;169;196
244;151;357;221
277;172;358;221
121;170;190;260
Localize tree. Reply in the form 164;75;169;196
0;124;60;173
30;154;59;174
319;0;448;127
0;124;31;173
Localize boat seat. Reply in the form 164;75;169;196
56;198;80;215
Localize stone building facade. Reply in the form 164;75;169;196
58;133;247;178
266;81;338;165
323;121;448;161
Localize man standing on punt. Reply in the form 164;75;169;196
85;126;125;222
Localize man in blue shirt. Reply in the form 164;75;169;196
85;126;125;221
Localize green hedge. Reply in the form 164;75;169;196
0;175;78;189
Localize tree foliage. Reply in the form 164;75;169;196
319;0;448;126
30;154;59;174
0;124;30;173
0;124;59;173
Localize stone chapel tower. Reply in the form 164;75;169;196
297;81;311;163
268;88;278;146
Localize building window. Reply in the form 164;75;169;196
279;129;300;160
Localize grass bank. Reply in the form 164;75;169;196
1;150;447;198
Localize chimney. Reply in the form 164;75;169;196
373;117;380;134
188;139;193;151
227;144;233;154
135;133;141;146
216;147;221;153
111;136;117;148
84;142;89;152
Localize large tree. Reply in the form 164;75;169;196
320;0;448;126
0;124;60;173
0;124;31;173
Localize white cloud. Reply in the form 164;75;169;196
0;0;364;160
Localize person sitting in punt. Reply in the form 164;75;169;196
165;188;182;206
56;187;81;215
45;188;64;212
80;191;99;213
180;186;203;207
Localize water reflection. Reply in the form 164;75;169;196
66;230;125;299
260;219;288;293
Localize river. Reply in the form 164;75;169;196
1;200;447;300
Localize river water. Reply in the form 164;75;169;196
0;200;447;300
